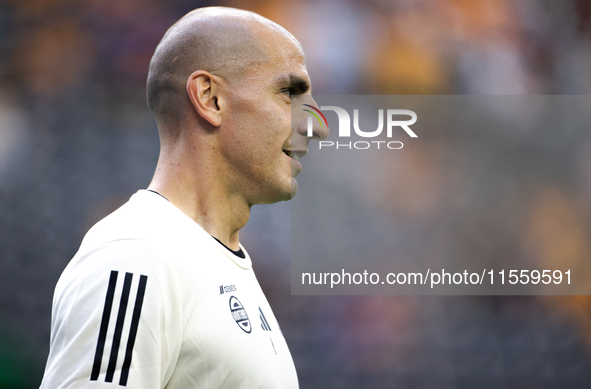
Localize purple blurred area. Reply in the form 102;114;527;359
2;0;591;388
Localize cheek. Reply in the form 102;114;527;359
222;94;290;163
219;121;272;170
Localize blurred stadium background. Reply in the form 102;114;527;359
2;0;591;387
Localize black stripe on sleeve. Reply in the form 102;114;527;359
105;272;133;383
119;275;148;386
91;271;119;381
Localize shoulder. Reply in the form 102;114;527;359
71;190;213;271
79;190;220;260
54;238;182;330
44;239;185;388
81;190;189;247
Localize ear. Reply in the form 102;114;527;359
186;70;223;127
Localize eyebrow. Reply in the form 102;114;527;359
275;73;310;94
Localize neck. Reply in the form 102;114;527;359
148;138;250;251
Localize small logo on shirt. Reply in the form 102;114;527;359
259;307;272;331
219;284;237;295
229;296;251;333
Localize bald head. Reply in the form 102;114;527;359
146;7;300;129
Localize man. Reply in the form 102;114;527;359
40;7;327;388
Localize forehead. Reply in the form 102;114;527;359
252;16;304;59
227;22;309;90
261;33;309;85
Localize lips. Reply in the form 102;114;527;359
283;149;307;161
284;149;305;176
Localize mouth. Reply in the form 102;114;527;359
283;149;307;161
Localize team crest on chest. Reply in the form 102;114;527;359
229;296;251;333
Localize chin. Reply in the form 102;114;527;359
254;179;296;204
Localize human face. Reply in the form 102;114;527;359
218;30;328;205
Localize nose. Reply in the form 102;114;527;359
297;99;329;141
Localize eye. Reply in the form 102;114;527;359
281;88;295;98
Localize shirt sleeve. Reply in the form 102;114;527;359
40;239;183;389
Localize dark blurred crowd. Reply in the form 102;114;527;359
2;0;591;388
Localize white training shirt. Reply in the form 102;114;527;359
40;190;298;389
